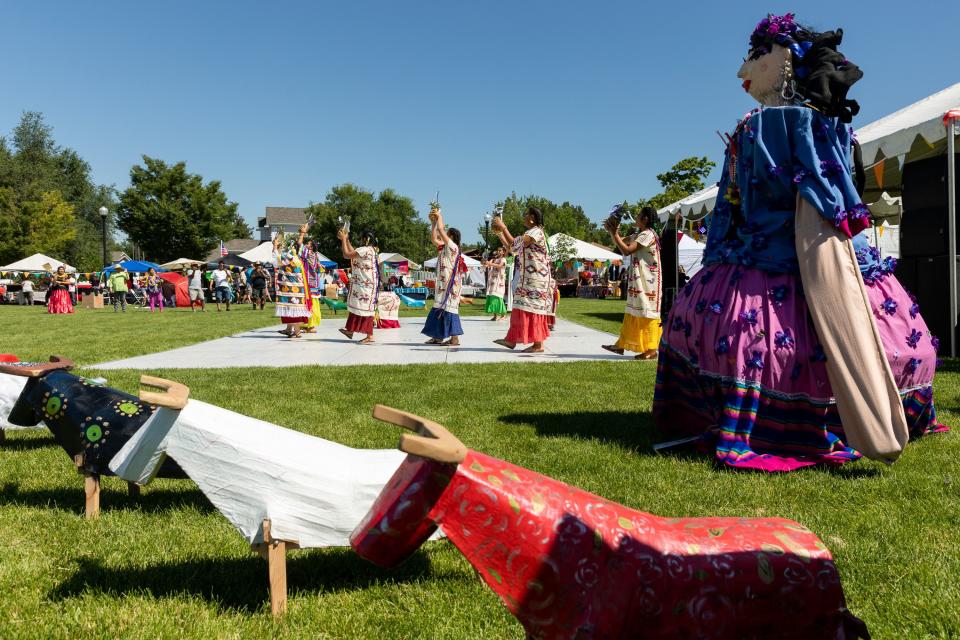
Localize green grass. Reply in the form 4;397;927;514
0;303;958;638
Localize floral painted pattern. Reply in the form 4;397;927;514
353;450;867;639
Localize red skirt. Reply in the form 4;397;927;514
345;312;375;334
506;309;550;344
47;289;74;314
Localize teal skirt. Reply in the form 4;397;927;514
485;295;506;314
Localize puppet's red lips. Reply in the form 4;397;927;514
742;80;751;92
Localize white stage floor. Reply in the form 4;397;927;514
91;316;629;369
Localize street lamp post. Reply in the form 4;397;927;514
484;213;492;251
98;206;108;267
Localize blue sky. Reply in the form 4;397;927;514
2;1;957;242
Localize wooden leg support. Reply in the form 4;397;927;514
0;428;5;444
84;473;100;519
263;519;287;616
127;481;141;498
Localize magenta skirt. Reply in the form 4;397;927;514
654;264;946;471
47;289;74;314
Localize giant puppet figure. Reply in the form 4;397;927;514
653;14;947;472
351;406;868;639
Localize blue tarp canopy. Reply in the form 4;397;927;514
103;260;167;274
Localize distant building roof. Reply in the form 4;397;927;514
110;251;131;263
262;207;307;226
204;238;259;262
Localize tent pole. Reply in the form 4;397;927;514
947;114;958;358
873;223;880;258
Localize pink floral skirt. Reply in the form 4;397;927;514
47;289;74;314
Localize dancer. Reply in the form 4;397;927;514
46;266;74;314
297;224;324;333
654;13;946;471
338;227;379;345
492;206;554;353
481;247;507;321
272;231;311;338
145;267;164;312
422;205;465;346
602;206;662;359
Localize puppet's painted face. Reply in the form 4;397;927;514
737;44;790;104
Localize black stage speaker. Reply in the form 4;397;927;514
660;226;679;315
899;154;960;257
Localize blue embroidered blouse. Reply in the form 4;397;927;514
702;106;870;275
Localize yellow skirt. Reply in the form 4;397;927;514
614;314;661;353
305;295;322;329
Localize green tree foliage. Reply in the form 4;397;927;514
117;156;250;263
478;193;606;247
304;184;431;264
21;191;76;257
0;112;117;270
639;156;716;212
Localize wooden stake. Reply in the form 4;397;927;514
84;473;100;519
0;428;5;444
127;481;141;498
263;519;287;616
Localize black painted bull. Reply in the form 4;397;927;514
1;356;188;516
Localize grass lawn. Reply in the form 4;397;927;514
1;299;958;639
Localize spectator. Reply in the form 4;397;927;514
235;267;250;304
249;262;269;310
145;267;164;312
161;276;177;309
209;260;231;311
20;276;35;306
187;263;206;312
107;266;129;312
678;265;690;289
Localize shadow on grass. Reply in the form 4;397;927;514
0;434;57;451
582;312;625;323
0;481;213;514
51;547;436;613
499;410;702;461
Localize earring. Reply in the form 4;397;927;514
780;57;796;101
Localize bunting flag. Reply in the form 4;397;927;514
220;240;228;257
879;226;885;237
872;158;885;189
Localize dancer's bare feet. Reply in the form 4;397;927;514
339;328;354;339
359;336;375;345
441;338;460;346
425;338;444;345
522;343;544;353
636;350;658;360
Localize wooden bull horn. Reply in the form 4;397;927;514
138;375;190;410
0;355;74;378
372;404;467;464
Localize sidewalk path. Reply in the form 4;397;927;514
92;316;629;369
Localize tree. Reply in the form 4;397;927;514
304;184;431;264
640;156;716;211
21;191;76;257
116;156;250;263
0;111;119;270
478;193;606;247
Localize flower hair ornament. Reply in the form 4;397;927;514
748;13;864;122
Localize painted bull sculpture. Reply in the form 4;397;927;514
0;356;188;517
351;406;870;640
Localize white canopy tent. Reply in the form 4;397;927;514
423;254;482;268
547;233;621;262
656;185;719;224
0;253;75;273
238;241;335;266
379;252;422;270
159;257;204;270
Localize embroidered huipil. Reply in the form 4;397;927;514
703;106;868;275
486;258;506;299
625;229;661;319
347;246;379;317
273;249;309;318
511;227;553;316
434;240;463;314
